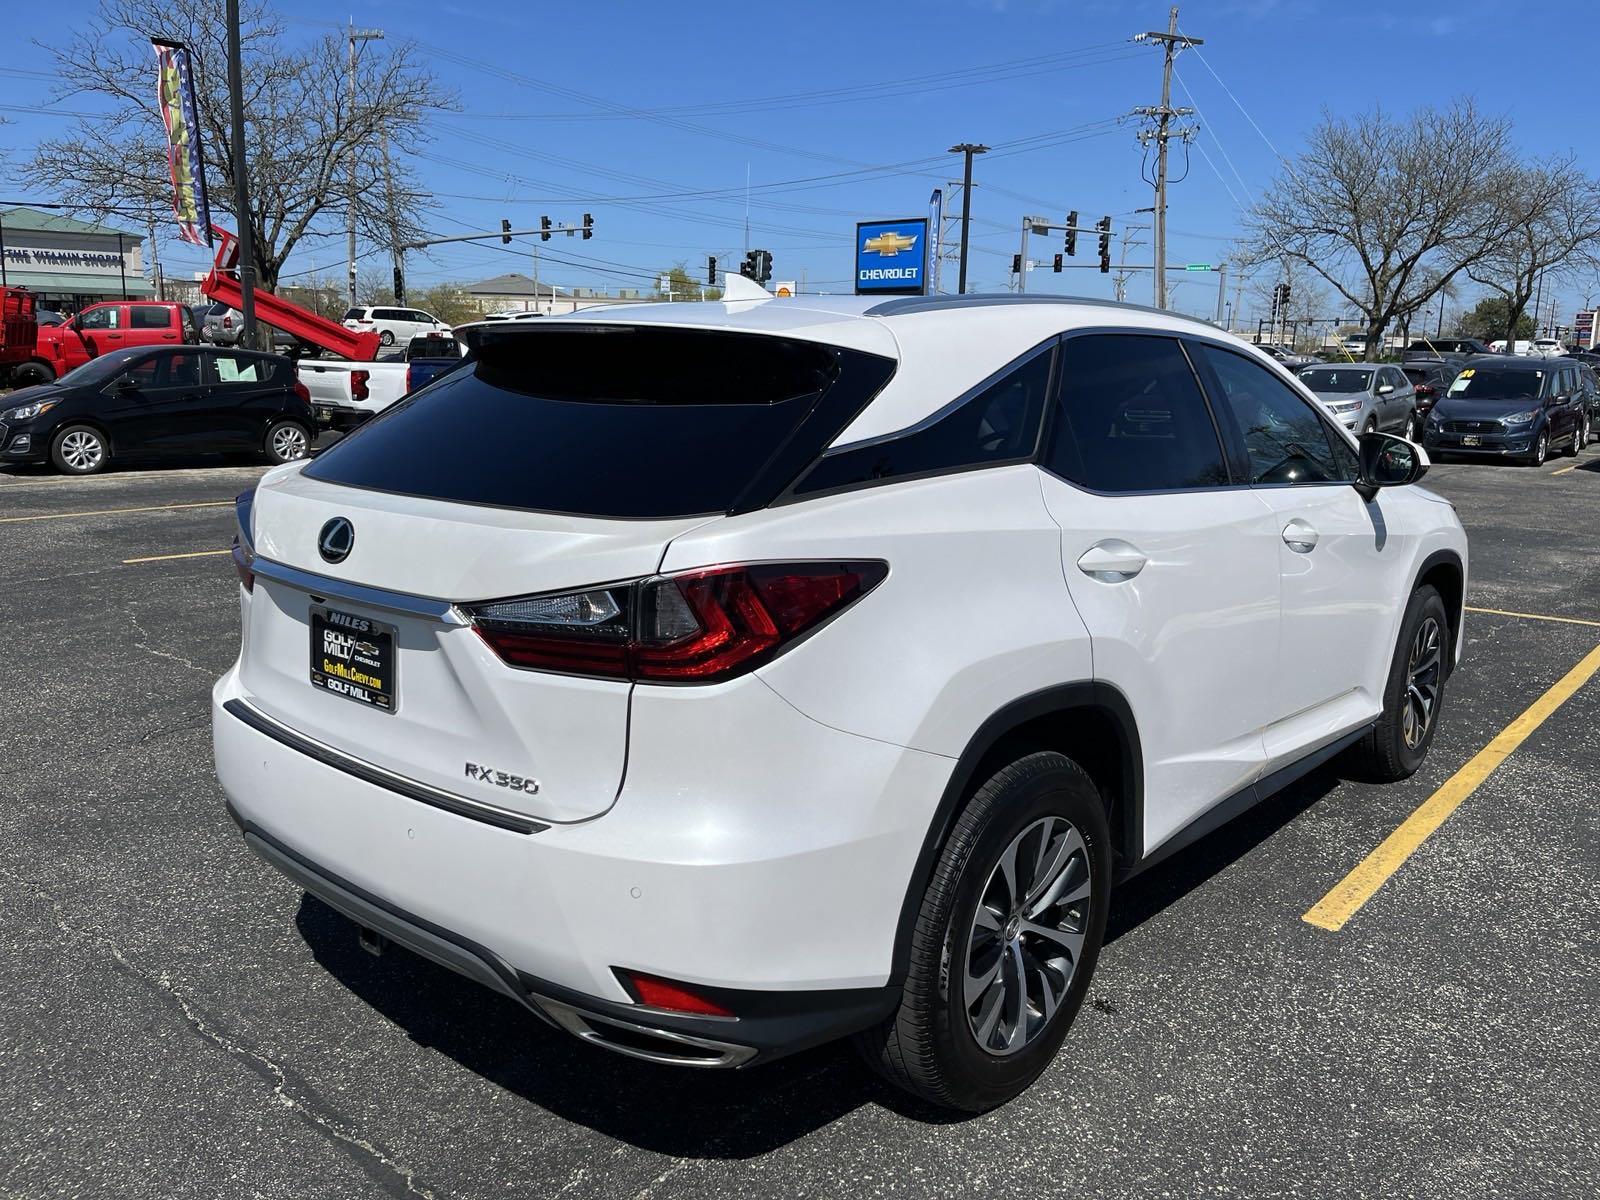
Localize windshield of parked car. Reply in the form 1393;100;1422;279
1299;368;1371;393
1445;366;1541;401
56;347;153;387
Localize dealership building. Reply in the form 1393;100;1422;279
0;206;151;312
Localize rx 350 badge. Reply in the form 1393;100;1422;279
465;763;540;795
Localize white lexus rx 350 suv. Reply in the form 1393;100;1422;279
214;294;1467;1111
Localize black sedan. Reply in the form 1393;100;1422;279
0;345;316;475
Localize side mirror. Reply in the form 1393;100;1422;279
1376;383;1395;395
1355;431;1427;500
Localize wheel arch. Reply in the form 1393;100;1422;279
888;682;1142;985
1410;548;1465;673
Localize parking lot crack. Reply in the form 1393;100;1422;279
0;868;450;1200
124;605;216;678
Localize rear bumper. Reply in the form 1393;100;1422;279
212;664;945;1064
232;814;896;1066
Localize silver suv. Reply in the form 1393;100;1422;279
1299;363;1416;436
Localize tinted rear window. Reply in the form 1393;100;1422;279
304;326;893;518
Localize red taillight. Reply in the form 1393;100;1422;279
231;534;255;592
467;561;887;684
619;971;733;1017
350;369;370;402
405;365;417;393
292;379;311;404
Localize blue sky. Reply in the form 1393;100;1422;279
1;0;1592;323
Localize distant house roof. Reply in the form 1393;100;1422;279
0;206;141;239
465;272;570;298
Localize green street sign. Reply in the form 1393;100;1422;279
1185;263;1211;271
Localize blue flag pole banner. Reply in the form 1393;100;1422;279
928;190;943;295
152;39;213;247
855;218;929;297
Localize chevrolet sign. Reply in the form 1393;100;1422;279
856;218;929;296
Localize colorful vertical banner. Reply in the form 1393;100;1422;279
928;188;944;295
152;39;212;247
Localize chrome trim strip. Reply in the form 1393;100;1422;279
252;556;468;625
223;698;547;835
533;997;757;1068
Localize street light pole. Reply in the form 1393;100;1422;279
225;0;258;347
948;142;987;295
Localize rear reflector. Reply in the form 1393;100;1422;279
466;561;886;684
620;971;734;1018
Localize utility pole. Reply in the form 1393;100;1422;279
1133;8;1201;310
1214;262;1227;325
346;23;384;308
147;215;164;302
379;128;403;302
225;0;258;347
949;143;988;294
1114;220;1151;303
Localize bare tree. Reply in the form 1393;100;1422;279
1247;100;1514;360
24;0;454;290
1467;156;1600;345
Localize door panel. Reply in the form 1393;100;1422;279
1041;332;1279;855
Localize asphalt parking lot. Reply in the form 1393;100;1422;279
1;448;1596;1200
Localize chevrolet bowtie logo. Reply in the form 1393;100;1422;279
864;231;918;256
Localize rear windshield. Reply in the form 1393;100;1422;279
304;325;894;518
1300;368;1371;393
342;308;364;321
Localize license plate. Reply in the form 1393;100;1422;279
309;607;396;712
1461;435;1481;447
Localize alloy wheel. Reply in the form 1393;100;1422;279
964;816;1092;1057
1534;433;1547;465
271;425;308;461
1402;616;1443;751
61;430;104;471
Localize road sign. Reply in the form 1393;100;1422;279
1185;263;1211;271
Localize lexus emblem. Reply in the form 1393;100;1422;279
318;517;354;564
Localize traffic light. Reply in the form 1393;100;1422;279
1053;254;1063;273
500;218;512;245
741;250;758;280
1281;282;1291;308
582;213;593;241
755;249;772;284
392;265;406;303
1012;254;1022;275
1096;216;1111;273
540;215;551;242
1065;210;1078;257
707;256;717;286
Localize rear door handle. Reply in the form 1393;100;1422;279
1282;520;1319;553
1076;540;1147;581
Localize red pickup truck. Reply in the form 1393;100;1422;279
7;300;200;387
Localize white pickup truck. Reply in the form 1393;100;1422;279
296;333;467;431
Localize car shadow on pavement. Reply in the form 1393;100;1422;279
292;768;1343;1150
293;895;949;1155
1104;766;1341;943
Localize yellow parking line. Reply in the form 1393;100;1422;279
1465;606;1600;630
121;549;231;564
1550;465;1576;476
1304;641;1600;932
0;501;232;524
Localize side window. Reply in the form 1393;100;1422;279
129;306;171;330
213;353;264;383
794;345;1053;495
163;353;201;388
116;356;161;387
1193;342;1355;485
79;306;119;330
1045;334;1229;492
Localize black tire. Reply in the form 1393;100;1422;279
1566;419;1585;457
378;329;395;346
1526;430;1548;466
262;419;311;465
13;361;55;388
1344;585;1450;783
1364;416;1378;434
857;751;1111;1112
50;424;109;475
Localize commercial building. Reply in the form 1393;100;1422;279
0;207;151;312
463;272;647;316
